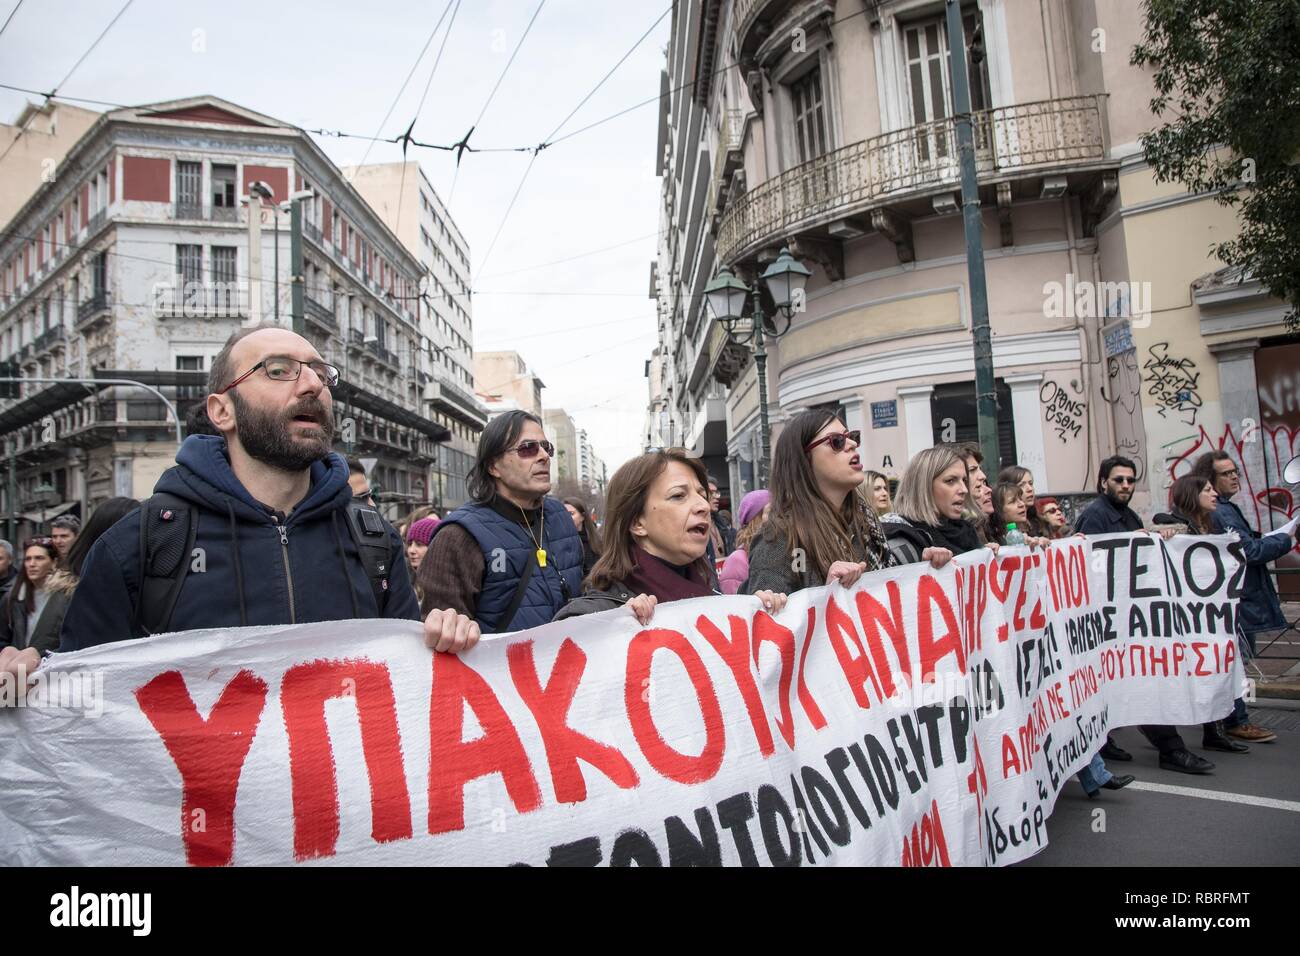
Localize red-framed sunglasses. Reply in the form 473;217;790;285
804;430;860;454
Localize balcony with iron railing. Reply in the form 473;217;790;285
76;290;110;328
304;293;336;335
715;94;1112;265
31;324;68;354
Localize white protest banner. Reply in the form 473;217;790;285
0;533;1243;867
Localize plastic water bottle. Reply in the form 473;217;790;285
1004;523;1026;546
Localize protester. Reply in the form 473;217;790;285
405;517;438;573
556;450;785;622
1035;496;1070;539
0;539;70;658
881;446;983;564
1193;450;1295;743
0;539;16;602
1156;475;1252;754
956;442;994;542
746;410;951;595
719;489;771;595
50;515;80;565
346;456;374;505
563;497;603;577
998;465;1044;536
864;470;893;516
417;410;583;636
707;478;736;558
1073;455;1213;774
49;497;141;596
41;325;434;667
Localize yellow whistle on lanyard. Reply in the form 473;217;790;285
537;549;548;568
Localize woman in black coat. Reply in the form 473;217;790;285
0;539;71;657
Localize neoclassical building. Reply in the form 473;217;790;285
650;0;1297;549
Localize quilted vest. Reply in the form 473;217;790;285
434;496;584;633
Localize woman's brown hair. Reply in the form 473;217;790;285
586;449;714;592
1171;474;1215;534
765;408;884;580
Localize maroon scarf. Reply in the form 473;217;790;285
622;544;715;603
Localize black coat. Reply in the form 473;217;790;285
0;583;72;656
1073;494;1143;535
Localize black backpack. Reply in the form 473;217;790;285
131;492;397;635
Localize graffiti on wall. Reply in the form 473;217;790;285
1105;346;1148;485
1143;342;1203;425
1039;380;1085;442
1163;421;1300;540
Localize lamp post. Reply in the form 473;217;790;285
703;247;812;487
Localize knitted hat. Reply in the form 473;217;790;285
406;517;440;546
737;489;771;528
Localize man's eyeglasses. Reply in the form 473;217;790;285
805;430;861;454
508;439;554;459
1216;468;1239;479
219;355;341;394
1110;476;1137;485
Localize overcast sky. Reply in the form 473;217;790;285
0;0;670;473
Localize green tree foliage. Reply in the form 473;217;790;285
1132;0;1300;330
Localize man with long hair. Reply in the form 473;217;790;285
417;410;584;637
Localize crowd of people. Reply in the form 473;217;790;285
0;324;1294;808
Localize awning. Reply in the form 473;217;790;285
18;500;79;523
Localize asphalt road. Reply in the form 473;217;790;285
1020;699;1300;866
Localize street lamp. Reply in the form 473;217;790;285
704;246;812;486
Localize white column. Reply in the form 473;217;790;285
841;395;864;434
897;384;934;460
1004;372;1047;481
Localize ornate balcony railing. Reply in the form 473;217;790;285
304;293;336;333
716;95;1109;264
76;290;110;326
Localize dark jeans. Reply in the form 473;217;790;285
1141;724;1187;755
1224;629;1255;729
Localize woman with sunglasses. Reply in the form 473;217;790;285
882;446;988;564
744;410;952;596
0;538;70;659
555;449;786;623
1034;496;1069;539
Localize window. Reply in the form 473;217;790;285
176;244;202;289
92;251;106;297
177;355;204;400
211;246;236;309
211;164;237;209
177;161;202;214
902;11;991;160
789;67;829;164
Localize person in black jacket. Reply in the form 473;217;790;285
1193;450;1294;743
0;539;17;604
0;325;468;685
1074;455;1213;775
0;539;71;658
882;445;985;565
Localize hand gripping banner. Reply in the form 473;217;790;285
0;533;1245;866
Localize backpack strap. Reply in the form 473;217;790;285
133;492;199;636
344;500;397;614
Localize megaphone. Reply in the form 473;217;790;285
1284;454;1300;485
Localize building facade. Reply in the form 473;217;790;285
475;350;545;418
0;96;449;533
651;0;1297;551
0;100;101;229
344;161;486;511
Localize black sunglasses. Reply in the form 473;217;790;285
508;439;554;459
1110;476;1137;485
805;430;861;454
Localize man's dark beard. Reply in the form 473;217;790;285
229;390;335;472
1105;487;1133;507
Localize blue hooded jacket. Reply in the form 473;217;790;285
60;435;420;651
1212;497;1291;634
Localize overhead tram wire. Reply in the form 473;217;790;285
0;1;24;41
345;0;457;181
395;0;462;235
0;0;135;168
447;0;547;206
472;4;671;285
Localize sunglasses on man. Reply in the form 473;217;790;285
804;430;861;453
507;439;554;459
